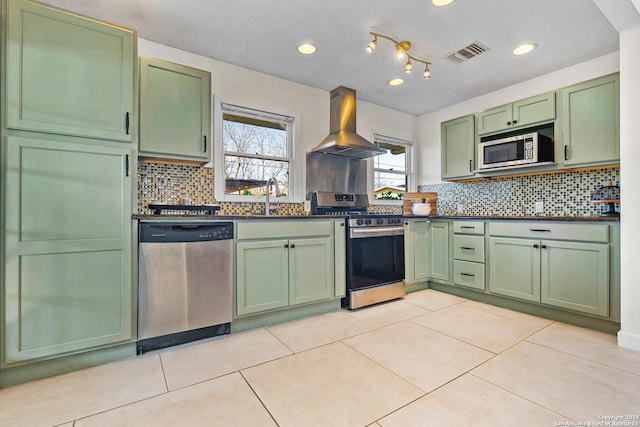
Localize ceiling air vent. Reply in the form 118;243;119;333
445;42;490;64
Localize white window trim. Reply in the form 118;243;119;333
369;133;416;206
213;97;300;202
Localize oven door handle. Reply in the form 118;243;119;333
350;226;405;239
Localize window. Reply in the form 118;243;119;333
219;103;294;200
372;134;414;201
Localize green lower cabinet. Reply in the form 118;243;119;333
489;237;541;302
489;236;610;316
453;260;485;290
236;233;334;317
289;238;333;305
236;240;289;316
541;240;609;317
406;220;450;284
3;136;133;365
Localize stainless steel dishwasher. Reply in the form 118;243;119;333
137;222;233;353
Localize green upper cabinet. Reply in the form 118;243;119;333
5;0;136;142
560;73;619;166
3;135;133;365
139;56;211;161
441;114;475;180
477;92;556;136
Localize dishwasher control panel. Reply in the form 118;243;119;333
139;222;233;243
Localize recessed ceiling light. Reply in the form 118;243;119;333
432;0;454;6
513;43;537;56
388;78;404;86
297;43;317;55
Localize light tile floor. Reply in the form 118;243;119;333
1;289;639;427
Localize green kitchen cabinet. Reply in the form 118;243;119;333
476;92;556;136
541;240;609;317
452;221;486;290
5;0;136;142
139;56;211;161
3;135;133;365
441;114;475;180
235;221;336;317
560;73;619;166
489;237;541;302
406;220;450;284
236;240;290;316
488;222;610;317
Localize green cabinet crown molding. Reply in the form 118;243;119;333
139;56;211;161
5;0;137;142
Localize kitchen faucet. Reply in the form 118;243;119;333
265;177;281;216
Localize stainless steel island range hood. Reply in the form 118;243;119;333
311;86;385;159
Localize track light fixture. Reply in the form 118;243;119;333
366;31;432;80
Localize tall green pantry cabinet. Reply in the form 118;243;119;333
1;0;137;385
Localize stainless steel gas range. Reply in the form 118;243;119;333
311;191;405;309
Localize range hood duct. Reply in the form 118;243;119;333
311;86;386;159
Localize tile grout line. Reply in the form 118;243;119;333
238;370;281;427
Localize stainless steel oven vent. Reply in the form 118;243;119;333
445;41;490;63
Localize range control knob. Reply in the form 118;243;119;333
356;219;364;225
377;218;384;225
365;219;372;225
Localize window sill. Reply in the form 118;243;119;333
372;199;403;206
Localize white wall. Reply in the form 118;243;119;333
618;24;640;351
415;52;620;184
138;39;416;201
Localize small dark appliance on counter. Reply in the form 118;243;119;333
591;181;620;217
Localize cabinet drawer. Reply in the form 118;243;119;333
453;221;485;235
489;221;608;243
237;220;332;240
453;235;485;262
454;260;485;290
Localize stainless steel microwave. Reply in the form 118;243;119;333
478;132;554;170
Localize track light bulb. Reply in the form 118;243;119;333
423;65;431;79
404;59;413;73
366;36;377;53
395;44;406;59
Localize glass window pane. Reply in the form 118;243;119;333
373;142;406;173
374;171;406;199
224;155;289;196
223;113;287;158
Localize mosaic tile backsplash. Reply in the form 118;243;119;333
138;161;619;217
419;166;620;217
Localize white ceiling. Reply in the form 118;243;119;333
43;0;623;116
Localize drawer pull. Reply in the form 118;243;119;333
460;226;475;229
460;247;475;251
460;273;475;278
534;244;539;249
530;228;551;232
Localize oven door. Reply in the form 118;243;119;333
347;226;405;291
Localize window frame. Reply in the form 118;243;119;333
370;133;416;205
214;100;297;202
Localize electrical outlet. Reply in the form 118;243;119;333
304;200;311;212
535;201;544;214
457;203;464;214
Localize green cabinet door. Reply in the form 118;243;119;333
428;221;450;282
289;237;333;306
4;136;133;365
561;73;619;166
477;104;512;136
489;237;540;302
512;92;556;129
333;221;346;298
139;56;211;161
5;0;136;142
413;220;430;282
541;240;609;316
236;240;289;316
441;115;475;180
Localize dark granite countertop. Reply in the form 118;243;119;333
407;215;619;222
